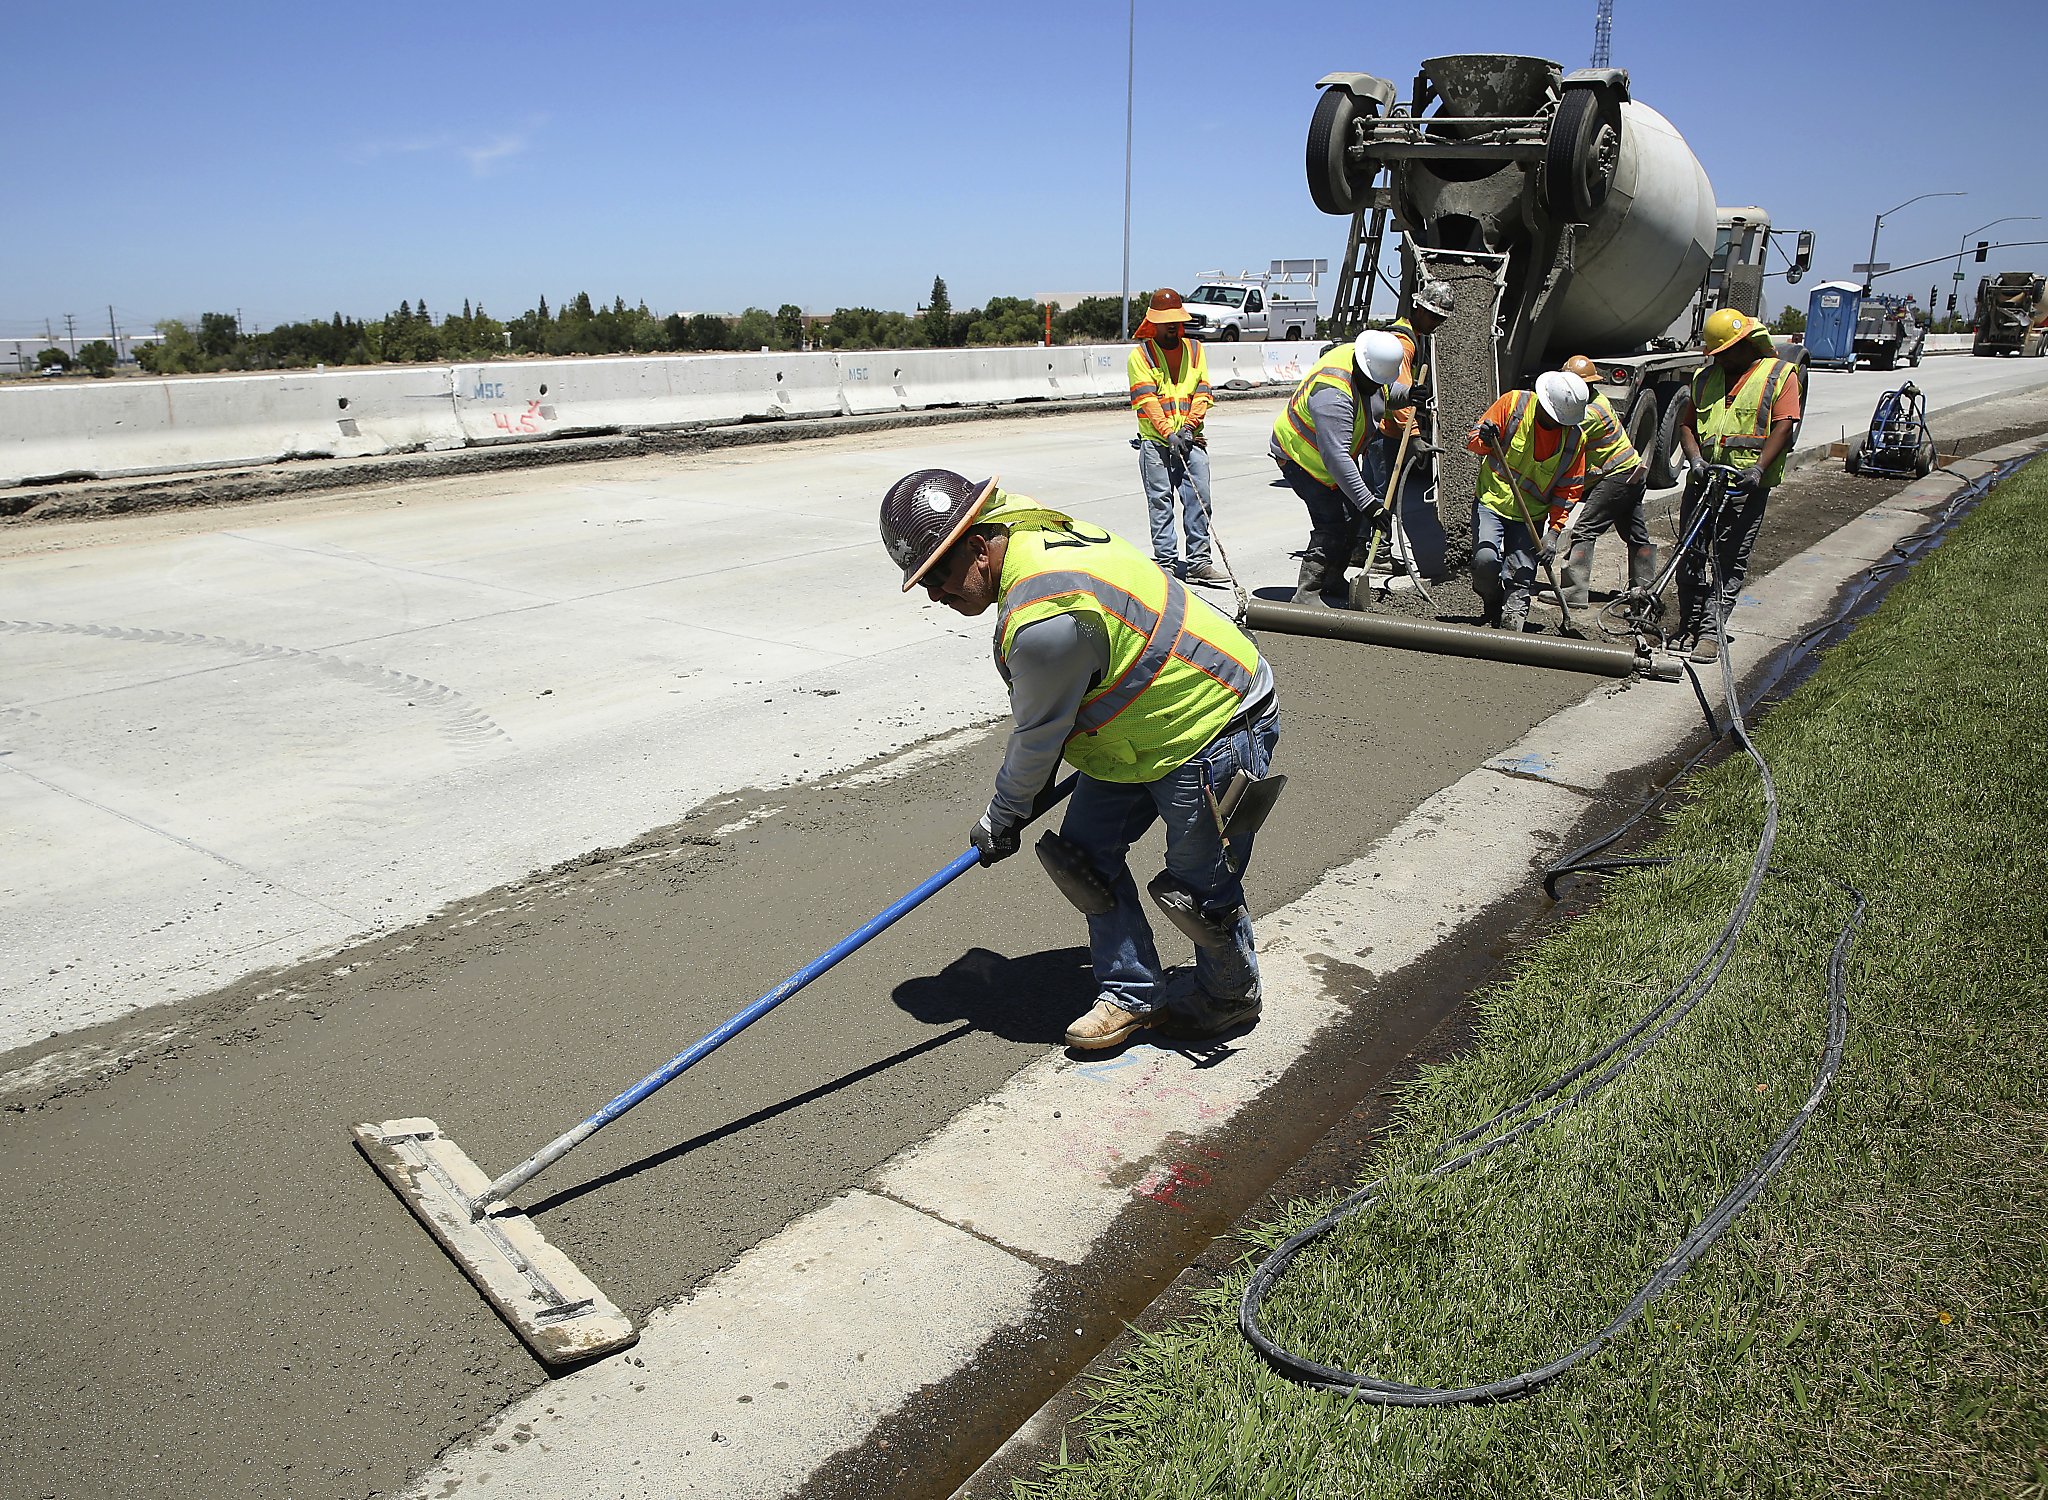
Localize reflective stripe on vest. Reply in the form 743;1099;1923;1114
1129;339;1210;442
1272;345;1372;487
1582;391;1642;479
995;523;1258;781
1477;391;1582;521
1691;357;1796;484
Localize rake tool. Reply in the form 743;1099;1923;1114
355;779;1074;1368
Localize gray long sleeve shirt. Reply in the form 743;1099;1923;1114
1267;372;1410;519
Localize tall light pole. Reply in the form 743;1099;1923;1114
1119;0;1134;340
1862;191;1964;294
1951;215;2040;328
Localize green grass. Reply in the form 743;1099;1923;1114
1015;462;2048;1499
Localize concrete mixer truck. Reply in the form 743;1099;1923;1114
1304;55;1811;566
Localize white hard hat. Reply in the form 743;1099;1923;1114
1353;329;1406;385
1535;370;1589;426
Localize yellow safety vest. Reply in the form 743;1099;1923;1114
1272;345;1373;488
1477;391;1583;522
1127;339;1210;442
995;517;1260;782
1581;390;1643;480
1690;356;1799;486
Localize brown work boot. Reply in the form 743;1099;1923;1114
1064;998;1149;1050
1185;558;1232;586
1689;631;1721;664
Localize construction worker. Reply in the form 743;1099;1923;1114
1269;328;1411;607
1557;353;1653;614
1465;371;1589;633
1128;289;1227;585
1674;309;1803;663
1367;280;1454;498
879;469;1280;1049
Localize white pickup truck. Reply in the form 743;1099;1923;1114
1184;265;1323;342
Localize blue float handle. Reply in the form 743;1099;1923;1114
470;780;1073;1215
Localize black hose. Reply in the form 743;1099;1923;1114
1237;470;1893;1405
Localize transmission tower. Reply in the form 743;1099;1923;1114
1591;0;1613;66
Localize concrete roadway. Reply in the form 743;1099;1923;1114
1;352;2043;1500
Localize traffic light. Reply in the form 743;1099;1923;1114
1975;241;1990;262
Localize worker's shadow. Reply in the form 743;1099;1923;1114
890;945;1092;1046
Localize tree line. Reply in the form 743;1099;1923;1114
117;278;1152;376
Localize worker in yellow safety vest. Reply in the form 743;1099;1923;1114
1464;371;1590;633
1557;353;1654;613
1127;290;1228;585
1674;309;1804;663
1365;279;1455;503
1268;328;1413;607
879;468;1282;1051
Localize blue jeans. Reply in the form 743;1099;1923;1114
1058;704;1280;1014
1276;458;1360;567
1472;502;1539;619
1137;438;1212;568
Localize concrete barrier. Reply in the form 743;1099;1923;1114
1201;342;1269;388
883;348;1064;409
0;367;460;485
2;339;1324;488
1262;340;1319;387
1081;345;1127;399
1923;333;1972;355
668;352;843;425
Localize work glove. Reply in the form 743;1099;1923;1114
1169;427;1195;460
1730;468;1766;500
1536;538;1559;569
971;812;1020;867
1352;492;1389;530
1475;421;1503;452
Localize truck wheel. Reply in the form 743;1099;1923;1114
1648;391;1687;488
1543;88;1618;222
1221;325;1240;342
1306;87;1373;216
1624;391;1657;472
1284;325;1302;341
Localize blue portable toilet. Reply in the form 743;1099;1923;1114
1804;281;1863;369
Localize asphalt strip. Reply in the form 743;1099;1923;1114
400;435;2046;1498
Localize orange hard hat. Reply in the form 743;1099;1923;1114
1562;354;1598;382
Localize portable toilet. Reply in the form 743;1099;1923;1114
1804;281;1863;369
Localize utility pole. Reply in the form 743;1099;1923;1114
64;313;77;353
108;304;121;361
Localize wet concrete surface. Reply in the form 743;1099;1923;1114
3;389;2041;1500
0;612;1590;1499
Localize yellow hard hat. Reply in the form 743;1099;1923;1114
1703;308;1765;355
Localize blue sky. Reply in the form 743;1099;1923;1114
5;0;2042;338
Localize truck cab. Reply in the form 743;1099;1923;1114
1183;260;1325;342
1184;281;1270;341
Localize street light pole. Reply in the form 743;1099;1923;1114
1951;215;2041;329
1862;191;1965;294
1119;0;1134;342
